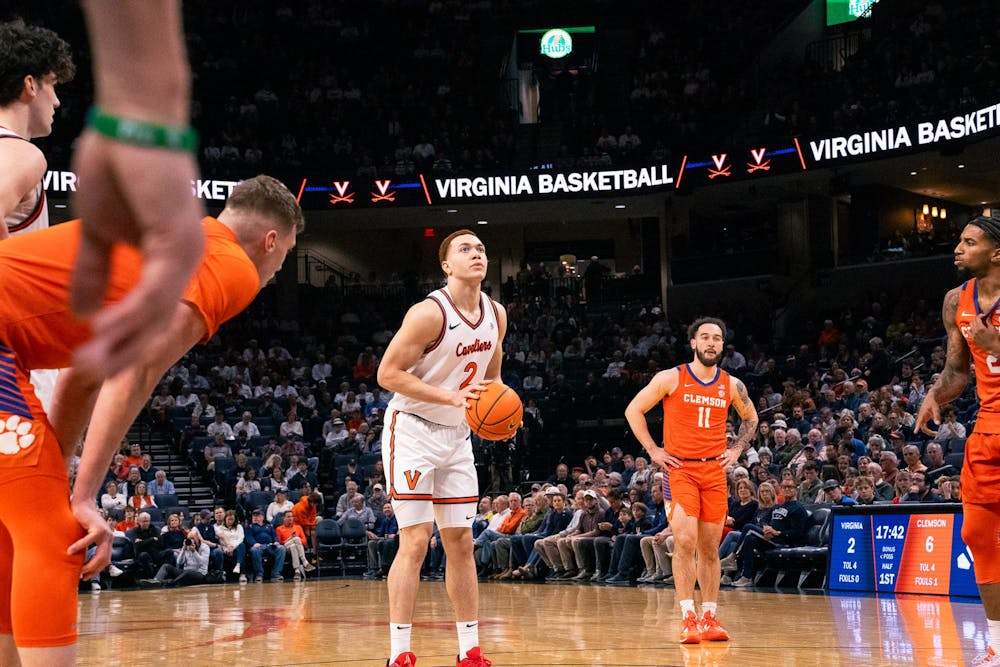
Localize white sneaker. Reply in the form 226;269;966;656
732;576;753;587
239;574;248;584
109;565;124;578
973;647;1000;665
90;581;102;592
719;555;737;572
233;563;241;574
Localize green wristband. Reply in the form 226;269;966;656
86;107;198;152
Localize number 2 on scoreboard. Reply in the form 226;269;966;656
459;362;478;390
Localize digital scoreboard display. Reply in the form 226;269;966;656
828;505;978;597
826;0;880;27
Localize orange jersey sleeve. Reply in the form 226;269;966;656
956;280;1000;433
181;218;260;343
661;364;732;459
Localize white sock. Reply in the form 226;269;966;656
989;618;1000;651
680;599;696;617
390;623;412;658
701;601;717;617
456;620;479;656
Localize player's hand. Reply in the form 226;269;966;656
68;501;113;580
970;312;1000;355
646;446;681;469
449;383;487;409
914;392;941;434
720;448;741;469
70;131;206;378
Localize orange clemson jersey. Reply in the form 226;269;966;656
956;279;1000;434
662;364;732;459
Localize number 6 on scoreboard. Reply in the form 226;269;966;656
925;535;934;553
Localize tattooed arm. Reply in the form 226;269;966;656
915;287;971;433
723;377;759;468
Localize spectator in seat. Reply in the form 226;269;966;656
148;469;176;497
129;481;156;509
236;411;261;438
638;523;674;585
513;489;573;580
550;490;602;580
101;480;127;512
247;509;287;582
925;442;946;472
193;509;224;572
149;384;175;429
853;477;877;505
603;501;654;584
820;479;856;506
236;467;263;514
547;463;571;487
216;509;248;583
866;463;894;501
879;451;900;488
277;511;315;581
206;412;234;440
128;511;174;578
493;495;544;579
280;407;304;440
139;529;209;588
293;491;323;555
335;481;362;519
266;462;290;494
120;466;143;497
159;512;187;554
731;480;810;587
364;503;399;579
138;454;158;483
923;405;966;442
267;489;294;522
115;506;138;535
367;483;388;513
124;442;144;469
901;444;927;474
902;470;943;503
339;493;377;529
797;462;822;503
474;492;525;575
287;460;318;492
205;433;234;473
892;470;912;504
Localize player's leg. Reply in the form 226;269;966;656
434;428;488;665
695;466;728;606
0;518;18;667
0;461;85;666
961;501;1000;662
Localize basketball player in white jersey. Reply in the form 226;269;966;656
378;229;505;667
0;20;75;412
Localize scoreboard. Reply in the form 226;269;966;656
828;504;978;597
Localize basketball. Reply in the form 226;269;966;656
465;382;523;441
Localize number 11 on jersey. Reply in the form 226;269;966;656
697;406;711;428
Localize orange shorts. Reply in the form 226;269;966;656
961;432;1000;504
664;460;727;524
0;344;84;647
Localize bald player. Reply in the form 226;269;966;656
916;214;1000;666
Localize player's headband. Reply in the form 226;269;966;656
969;215;1000;245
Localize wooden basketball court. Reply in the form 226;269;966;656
76;579;985;666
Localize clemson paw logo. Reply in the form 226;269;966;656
0;416;35;455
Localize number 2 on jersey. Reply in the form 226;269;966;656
697;406;711;428
459;361;478;389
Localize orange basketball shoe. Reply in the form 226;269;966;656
679;610;702;644
699;611;730;641
388;652;417;667
456;647;492;666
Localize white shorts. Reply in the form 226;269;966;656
382;408;479;529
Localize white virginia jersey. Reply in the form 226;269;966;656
0;127;49;234
388;287;500;426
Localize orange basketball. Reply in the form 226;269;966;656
465;382;523;441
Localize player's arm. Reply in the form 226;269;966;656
915;287;971;433
69;302;207;578
624;369;681;468
377;300;485;407
482;301;507;384
46;367;104;460
0;142;46;239
724;377;759;468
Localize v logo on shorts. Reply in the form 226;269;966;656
403;469;422;490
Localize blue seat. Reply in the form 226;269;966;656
316;519;344;576
154;494;179;509
339;518;368;573
249;490;274;510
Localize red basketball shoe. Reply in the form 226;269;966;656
679;610;701;644
699;611;730;641
388;652;417;667
456;646;492;666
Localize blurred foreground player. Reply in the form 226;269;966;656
0;19;75;412
0;175;301;667
625;317;758;644
378;230;503;667
916;215;1000;666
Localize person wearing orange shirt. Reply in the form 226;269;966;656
276;511;315;581
114;507;137;534
0;175;302;666
916;215;1000;666
292;491;323;556
625;317;758;645
122;442;144;469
